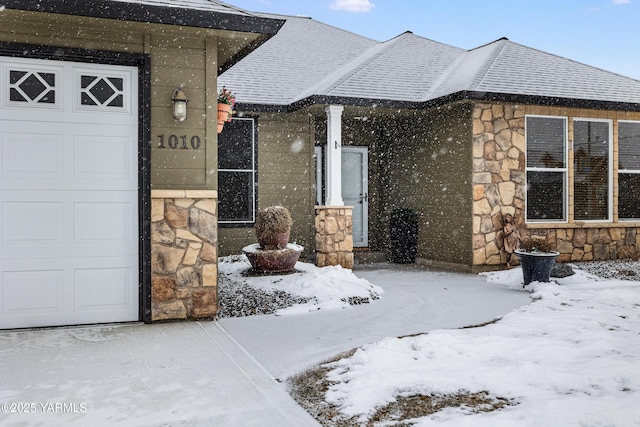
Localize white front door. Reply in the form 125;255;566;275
0;57;139;329
342;147;368;247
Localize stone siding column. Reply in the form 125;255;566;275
315;206;354;269
472;103;525;267
151;190;218;321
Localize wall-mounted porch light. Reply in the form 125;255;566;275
171;86;189;121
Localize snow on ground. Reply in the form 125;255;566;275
218;254;383;316
217;259;530;380
3;254;636;426
319;263;640;426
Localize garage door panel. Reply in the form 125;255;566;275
1;257;138;328
1;58;137;126
2;269;65;316
74;200;135;248
2;201;64;249
74;134;134;181
75;266;135;313
2;191;137;259
1;131;64;180
1;122;137;191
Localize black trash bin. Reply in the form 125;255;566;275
389;208;419;264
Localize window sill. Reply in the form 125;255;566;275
525;221;640;229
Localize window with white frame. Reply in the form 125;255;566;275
618;121;640;219
218;117;257;224
525;116;567;222
573;119;611;221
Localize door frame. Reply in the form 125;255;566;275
0;42;152;324
342;146;369;247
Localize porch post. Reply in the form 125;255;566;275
325;105;344;206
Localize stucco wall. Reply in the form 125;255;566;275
379;104;474;266
217;111;316;256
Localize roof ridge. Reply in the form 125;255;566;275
293;32;414;102
470;38;511;90
214;0;261;15
421;38;508;99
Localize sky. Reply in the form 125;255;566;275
228;0;640;81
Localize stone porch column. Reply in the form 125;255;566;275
315;206;354;269
151;190;218;321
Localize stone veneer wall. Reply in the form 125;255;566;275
472;103;640;266
315;206;354;269
472;103;526;266
151;190;218;321
528;227;640;262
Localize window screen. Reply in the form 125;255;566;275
218;117;257;224
573;120;610;221
525;116;567;221
618;121;640;219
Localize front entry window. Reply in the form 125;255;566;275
218;117;257;224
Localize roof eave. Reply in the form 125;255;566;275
463;91;640;112
2;0;285;34
235;91;640;113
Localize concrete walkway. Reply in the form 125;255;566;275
0;322;319;426
0;263;531;426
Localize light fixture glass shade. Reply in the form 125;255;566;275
172;87;188;121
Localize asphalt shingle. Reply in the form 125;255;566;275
220;13;640;109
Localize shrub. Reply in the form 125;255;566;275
519;237;554;253
618;245;640;261
254;206;293;249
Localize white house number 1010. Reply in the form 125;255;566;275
157;134;202;149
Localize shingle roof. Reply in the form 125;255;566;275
473;40;640;104
220;15;640;111
308;32;463;103
218;16;378;106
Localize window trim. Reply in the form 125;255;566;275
617;119;640;221
572;117;613;223
218;116;258;227
524;114;569;224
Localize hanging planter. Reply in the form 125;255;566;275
217;86;236;134
217;103;232;133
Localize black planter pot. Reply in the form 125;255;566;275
389;208;418;264
514;249;560;286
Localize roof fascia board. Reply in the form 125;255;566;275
3;0;285;34
236;91;640;113
462;91;640;112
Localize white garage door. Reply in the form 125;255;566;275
0;57;139;329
